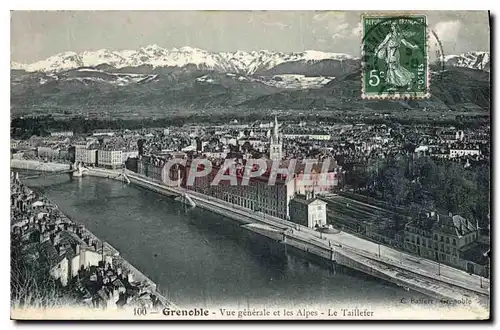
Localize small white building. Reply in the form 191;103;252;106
449;149;480;158
289;196;328;228
70;249;103;278
283;133;331;141
50;131;74;137
11;139;20;149
181;145;196;152
203;151;228;159
50;247;103;287
50;256;70;287
93;130;115;137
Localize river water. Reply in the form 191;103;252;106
20;171;428;310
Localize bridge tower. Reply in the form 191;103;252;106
72;162;84;177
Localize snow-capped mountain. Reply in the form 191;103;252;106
242;50;356;75
11;57;490;114
16;51;85;72
11;45;358;75
10;61;27;71
444;51;490;72
79;49;129;68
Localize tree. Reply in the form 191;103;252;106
345;164;369;191
381;166;410;206
474;164;491;227
241;141;253;153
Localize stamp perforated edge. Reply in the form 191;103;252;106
360;13;431;100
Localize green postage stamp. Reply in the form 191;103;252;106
362;14;429;99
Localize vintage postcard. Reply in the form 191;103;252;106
10;10;490;320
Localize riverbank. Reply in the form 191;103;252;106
10;172;175;314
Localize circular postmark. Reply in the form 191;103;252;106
361;14;445;100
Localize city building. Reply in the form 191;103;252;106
184;159;295;219
439;129;458;144
122;151;139;163
289;195;328;228
449;148;481;158
237;137;265;150
137;155;166;182
37;146;60;159
176;155;340;220
49;243;102;288
282;131;331;141
49;255;70;287
72;140;90;149
10;139;20;149
98;150;123;168
93;129;116;137
294;169;340;195
404;212;488;276
203;151;228;159
75;147;98;166
125;157;139;173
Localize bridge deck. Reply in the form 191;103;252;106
22;169;76;180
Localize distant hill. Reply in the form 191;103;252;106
239;67;490;111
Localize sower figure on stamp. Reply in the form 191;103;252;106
374;22;419;91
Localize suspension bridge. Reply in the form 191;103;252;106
21;168;79;180
20;162;89;180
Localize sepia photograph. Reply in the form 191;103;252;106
9;9;490;320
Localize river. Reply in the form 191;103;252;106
19;171;429;310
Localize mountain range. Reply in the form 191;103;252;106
11;45;359;76
10;46;490;115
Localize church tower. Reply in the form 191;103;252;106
269;116;282;161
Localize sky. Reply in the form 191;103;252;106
11;10;490;64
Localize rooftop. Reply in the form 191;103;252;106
412;212;477;237
291;196;327;206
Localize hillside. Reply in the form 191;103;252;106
10;47;490;116
239;67;490;111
